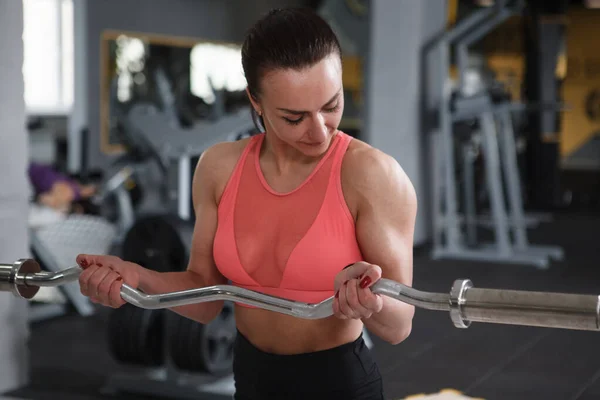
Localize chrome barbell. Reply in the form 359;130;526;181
1;259;598;331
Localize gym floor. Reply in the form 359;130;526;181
3;211;600;400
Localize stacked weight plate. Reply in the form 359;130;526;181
169;302;236;376
107;214;237;376
107;214;192;367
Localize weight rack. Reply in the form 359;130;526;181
425;0;565;269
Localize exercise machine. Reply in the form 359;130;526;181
425;0;564;269
29;215;118;319
87;67;258;399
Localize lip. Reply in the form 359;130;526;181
302;142;324;146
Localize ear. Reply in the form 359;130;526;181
246;88;261;115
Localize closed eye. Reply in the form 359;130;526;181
281;97;341;126
284;116;304;125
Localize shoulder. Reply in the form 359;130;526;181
341;137;417;213
192;136;256;203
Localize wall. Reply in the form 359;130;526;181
70;0;311;172
363;0;447;245
0;0;31;392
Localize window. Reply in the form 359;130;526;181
22;0;74;115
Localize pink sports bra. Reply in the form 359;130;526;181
212;131;364;305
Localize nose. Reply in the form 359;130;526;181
309;113;328;142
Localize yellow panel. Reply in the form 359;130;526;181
342;56;362;92
447;0;458;27
561;84;600;156
560;8;600;156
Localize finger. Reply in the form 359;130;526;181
76;254;104;269
76;253;122;269
358;264;383;290
87;266;113;298
78;265;100;297
97;271;122;304
346;278;372;318
108;277;125;308
358;284;383;315
335;262;366;290
347;279;371;319
339;281;359;319
332;292;347;319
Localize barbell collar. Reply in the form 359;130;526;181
450;279;473;329
0;259;41;299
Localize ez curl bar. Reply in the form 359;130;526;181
1;259;599;331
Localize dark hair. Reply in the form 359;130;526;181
242;8;342;130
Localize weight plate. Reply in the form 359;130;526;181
173;302;236;376
168;304;235;376
197;302;236;376
107;305;124;362
127;304;142;364
169;312;190;371
188;317;203;370
137;308;164;366
121;215;193;273
107;304;135;365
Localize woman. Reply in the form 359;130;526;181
28;162;97;213
76;8;417;400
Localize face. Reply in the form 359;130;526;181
249;53;344;156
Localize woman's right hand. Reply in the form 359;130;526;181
76;254;142;308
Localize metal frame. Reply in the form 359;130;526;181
29;230;95;317
425;0;565;269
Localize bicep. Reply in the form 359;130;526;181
355;160;417;286
186;151;228;286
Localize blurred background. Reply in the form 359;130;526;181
1;0;600;399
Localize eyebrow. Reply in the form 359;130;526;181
276;88;342;115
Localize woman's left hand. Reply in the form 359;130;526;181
333;261;384;320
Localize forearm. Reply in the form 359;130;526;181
363;296;414;345
137;268;223;324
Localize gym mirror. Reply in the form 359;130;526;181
100;31;249;154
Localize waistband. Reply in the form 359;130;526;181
234;329;364;362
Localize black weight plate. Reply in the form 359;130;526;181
107;304;136;365
181;317;195;370
169;313;189;370
137;309;164;366
145;309;165;366
107;306;126;363
136;308;150;364
126;304;142;364
121;215;192;273
188;318;203;370
167;313;180;367
133;306;148;365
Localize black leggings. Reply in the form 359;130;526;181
232;330;384;400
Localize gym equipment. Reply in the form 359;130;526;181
2;258;599;332
29;215;118;318
121;214;193;273
425;0;565;269
108;304;164;367
95;65;256;398
127;102;256;221
169;302;236;376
